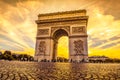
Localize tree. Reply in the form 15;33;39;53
0;51;2;55
17;54;34;61
12;54;18;60
0;50;34;61
0;53;3;60
18;54;24;61
2;50;15;60
4;51;11;55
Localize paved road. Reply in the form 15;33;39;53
0;61;120;80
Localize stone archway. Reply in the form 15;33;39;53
52;29;69;60
34;10;88;62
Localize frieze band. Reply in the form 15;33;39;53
38;29;49;35
72;26;85;34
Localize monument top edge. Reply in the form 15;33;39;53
38;9;86;17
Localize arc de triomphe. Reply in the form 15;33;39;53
34;10;88;62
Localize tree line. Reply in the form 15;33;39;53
0;51;34;61
89;58;120;63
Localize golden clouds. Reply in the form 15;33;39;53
0;0;120;58
0;0;37;55
88;9;120;58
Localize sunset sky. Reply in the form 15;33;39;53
0;0;120;58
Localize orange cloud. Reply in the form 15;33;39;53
0;0;120;58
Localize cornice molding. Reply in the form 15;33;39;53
69;35;88;38
38;9;86;17
36;35;88;39
36;16;88;24
36;37;52;39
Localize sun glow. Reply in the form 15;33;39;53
0;0;120;58
57;36;69;59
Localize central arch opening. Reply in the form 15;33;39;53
57;36;69;59
52;29;69;61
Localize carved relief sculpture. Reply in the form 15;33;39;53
38;41;46;55
38;29;49;35
72;26;85;34
74;40;84;56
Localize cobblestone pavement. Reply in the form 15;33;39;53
0;61;120;80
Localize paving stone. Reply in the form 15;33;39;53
0;61;120;80
85;73;91;79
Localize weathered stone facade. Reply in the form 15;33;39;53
34;10;88;62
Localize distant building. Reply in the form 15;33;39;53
88;56;109;62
